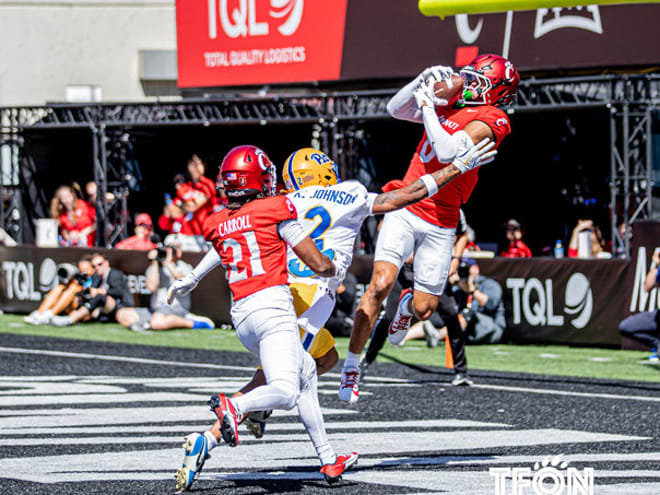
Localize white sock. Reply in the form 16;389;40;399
343;351;361;370
297;353;335;466
204;430;218;451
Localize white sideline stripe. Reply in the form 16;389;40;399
0;392;210;406
472;383;660;403
3;346;659;403
0;428;643;448
0;346;254;371
0;419;512;435
446;451;660;465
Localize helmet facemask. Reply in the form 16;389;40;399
459;69;492;106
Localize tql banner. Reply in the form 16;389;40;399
478;258;629;346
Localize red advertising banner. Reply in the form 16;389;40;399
176;0;348;88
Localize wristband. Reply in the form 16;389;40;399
420;174;438;197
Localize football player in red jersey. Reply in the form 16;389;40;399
338;54;520;404
167;145;357;492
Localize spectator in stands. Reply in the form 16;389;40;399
178;155;215;235
619;248;660;362
464;223;481;253
115;213;158;250
50;253;134;327
85;181;97;211
500;218;532;258
325;272;358;337
113;237;214;332
24;255;97;325
452;258;506;344
568;219;607;258
159;182;195;237
51;185;96;247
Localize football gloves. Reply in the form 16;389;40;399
452;138;497;173
167;273;200;304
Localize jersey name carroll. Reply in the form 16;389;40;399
203;195;297;301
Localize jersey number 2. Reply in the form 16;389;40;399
223;231;265;284
288;206;335;278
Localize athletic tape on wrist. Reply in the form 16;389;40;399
420;174;438;197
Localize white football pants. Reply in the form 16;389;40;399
230;285;335;465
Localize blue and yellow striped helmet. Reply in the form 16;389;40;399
282;148;340;193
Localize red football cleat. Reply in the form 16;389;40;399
208;393;240;447
320;452;358;484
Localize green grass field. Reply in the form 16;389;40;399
1;313;658;383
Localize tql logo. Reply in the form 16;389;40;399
2;258;58;301
506;273;593;329
208;0;304;39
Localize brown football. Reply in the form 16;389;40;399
433;73;464;101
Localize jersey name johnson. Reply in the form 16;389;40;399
203;195;297;301
287;181;375;285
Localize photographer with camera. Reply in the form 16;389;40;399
115;237;214;332
452;258;506;345
50;253;134;327
619;247;660;362
24;255;97;325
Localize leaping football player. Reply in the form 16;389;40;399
168;145;356;492
338;54;520;404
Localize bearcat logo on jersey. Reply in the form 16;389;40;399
218;214;252;236
285;197;296;214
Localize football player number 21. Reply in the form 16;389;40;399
223;231;265;284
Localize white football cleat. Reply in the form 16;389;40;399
338;367;360;404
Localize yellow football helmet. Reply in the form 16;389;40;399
282;148;340;192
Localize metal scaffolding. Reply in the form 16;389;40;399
1;74;658;253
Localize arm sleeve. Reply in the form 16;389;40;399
189;248;222;281
421;106;473;163
386;77;424;123
366;193;378;215
277;219;308;248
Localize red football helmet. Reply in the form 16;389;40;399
218;145;276;199
459;54;520;107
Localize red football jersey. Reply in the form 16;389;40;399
203;195;297;301
191;176;216;233
389;105;511;229
58;199;96;246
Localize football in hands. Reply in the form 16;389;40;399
432;73;464;102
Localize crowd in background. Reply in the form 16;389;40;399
43;153;631;261
9;153;652;350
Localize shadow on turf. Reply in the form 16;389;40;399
377;352;660;392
